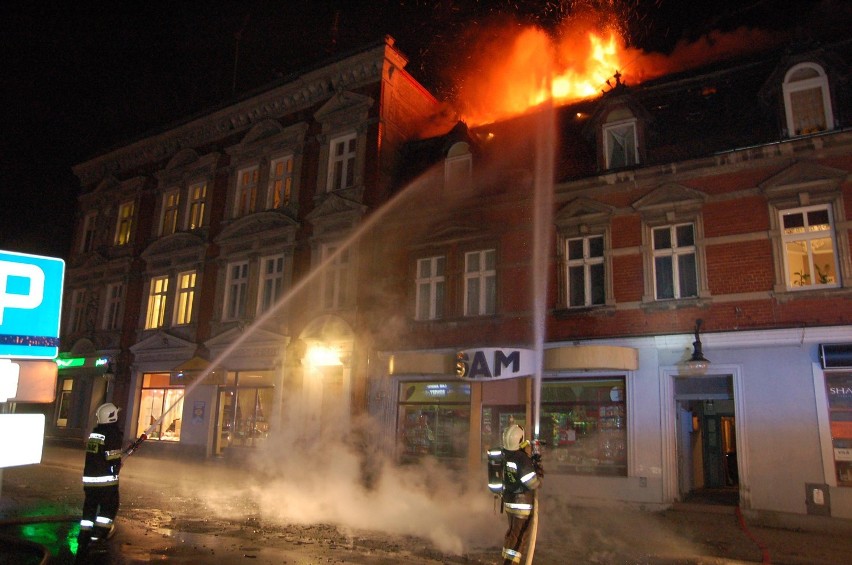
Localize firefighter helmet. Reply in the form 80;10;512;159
502;424;525;451
96;403;120;424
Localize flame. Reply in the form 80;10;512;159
452;15;784;127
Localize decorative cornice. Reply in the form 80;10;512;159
73;42;398;187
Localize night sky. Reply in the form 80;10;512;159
1;0;848;259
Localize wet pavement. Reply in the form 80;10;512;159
2;443;852;564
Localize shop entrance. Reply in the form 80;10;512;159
674;375;738;504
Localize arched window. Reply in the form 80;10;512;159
783;62;834;137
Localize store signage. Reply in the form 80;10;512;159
0;250;65;359
0;359;57;403
0;413;44;468
455;348;537;381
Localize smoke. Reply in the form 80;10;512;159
197;399;496;556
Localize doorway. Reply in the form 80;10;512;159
675;375;738;505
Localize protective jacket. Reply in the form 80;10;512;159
82;423;123;487
502;448;541;516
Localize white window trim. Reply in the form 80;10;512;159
320;244;350;310
267;156;294;209
779;204;840;291
603;118;639;169
415;256;445;320
159;189;181;237
464;249;497;317
234;166;259;217
223;261;249;321
651;223;698;300
80;211;97;253
783;62;834;137
101;282;123;331
564;235;606;307
326;132;358;192
114;201;134;246
257;254;285;315
185;181;207;230
173;270;197;325
145;275;169;330
68;289;86;333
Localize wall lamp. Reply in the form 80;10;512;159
686;319;710;371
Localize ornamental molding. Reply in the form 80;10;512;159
73;43;396;187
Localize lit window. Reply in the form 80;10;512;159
224;261;249;320
258;255;285;314
321;244;350;310
653;224;697;300
398;381;470;461
137;373;184;442
781;205;839;289
464;249;496;316
114;201;134;246
603;119;638;169
67;289;86;333
268;156;294;208
783;63;834;136
186;181;207;230
173;271;196;325
80;211;97;253
235;166;259;217
415;256;445;320
160;189;180;236
102;282;124;330
145;275;169;329
327;133;357;192
565;235;605;307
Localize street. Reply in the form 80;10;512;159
2;444;852;564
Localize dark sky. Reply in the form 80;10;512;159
1;0;848;259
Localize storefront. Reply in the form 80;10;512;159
48;347;116;442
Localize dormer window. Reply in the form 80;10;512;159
603;116;638;169
783;62;834;137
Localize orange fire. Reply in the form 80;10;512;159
452;16;783;127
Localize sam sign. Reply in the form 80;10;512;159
455;348;537;381
0;250;65;359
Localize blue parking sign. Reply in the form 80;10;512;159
0;250;65;359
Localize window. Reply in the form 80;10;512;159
327;133;357;192
235;166;259;217
781;205;839;289
565;235;605;307
653;224;697;300
186;181;207;230
55;378;74;428
160;189;180;236
398;381;470;462
783;63;834;136
541;378;627;476
258;255;285;314
137;373;184;442
114;201;134;246
215;371;275;453
102;282;123;330
80;211;97;253
464;249;496;316
415;256;445;320
268;156;294;208
603;119;638;169
224;261;249;320
145;275;169;329
68;289;86;333
321;245;350;310
445;142;472;191
173;271;196;325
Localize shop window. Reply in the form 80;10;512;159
216;371;274;453
653;223;698;299
783;62;834;136
781;204;839;289
137;373;184;441
55;378;74;428
464;249;496;316
415;256;445;320
565;235;605;307
825;372;852;486
398;381;471;462
541;378;627;476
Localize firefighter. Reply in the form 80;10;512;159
77;402;124;556
500;424;542;565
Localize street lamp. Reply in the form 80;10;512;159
685;319;710;371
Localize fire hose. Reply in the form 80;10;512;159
122;433;148;457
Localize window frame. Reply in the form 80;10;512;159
234;165;259;217
185;181;207;230
80;210;97;253
114;201;135;246
102;282;124;331
268;156;294;209
257;254;285;315
779;204;840;290
159;188;181;237
144;275;169;330
415;255;446;321
783;62;834;137
603;118;639;169
326;132;358;192
223;261;250;321
320;244;350;310
173;270;197;325
463;248;497;317
137;373;184;442
651;223;699;300
564;234;606;307
68;288;86;333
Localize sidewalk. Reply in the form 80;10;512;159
2;443;852;564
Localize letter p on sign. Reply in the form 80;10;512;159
0;260;44;325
